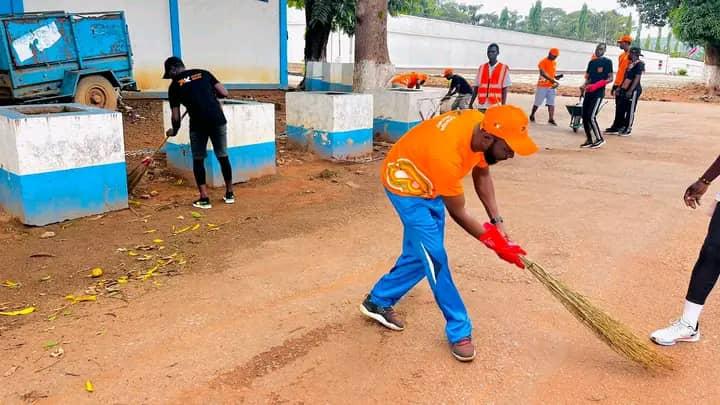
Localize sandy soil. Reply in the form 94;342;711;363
2;94;720;404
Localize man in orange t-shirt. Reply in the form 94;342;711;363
607;34;632;133
530;48;563;125
359;106;538;362
391;72;428;89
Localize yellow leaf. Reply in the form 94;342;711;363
90;268;103;278
0;306;36;316
173;225;191;235
128;200;141;207
128;251;139;257
116;248;128;252
136;254;153;261
65;295;96;304
143;229;157;234
153;239;164;244
190;211;202;219
85;380;94;393
191;224;200;231
117;276;129;284
40;275;52;282
1;280;20;288
176;215;185;220
47;314;57;321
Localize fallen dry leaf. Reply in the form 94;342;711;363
191;224;200;231
39;231;56;239
85;380;94;393
29;253;56;258
143;229;157;234
173;225;191;235
90;268;103;278
1;280;20;289
153;239;164;244
65;295;97;304
0;306;36;316
3;365;19;377
50;347;64;358
39;275;52;282
190;211;202;219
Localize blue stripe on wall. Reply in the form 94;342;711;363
168;0;182;57
279;0;288;89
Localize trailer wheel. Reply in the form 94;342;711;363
74;76;117;110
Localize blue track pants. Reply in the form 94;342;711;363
369;190;472;343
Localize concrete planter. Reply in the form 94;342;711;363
373;87;447;142
0;104;127;226
286;91;373;160
304;62;353;92
162;100;276;187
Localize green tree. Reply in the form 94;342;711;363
540;7;566;36
635;21;643;46
665;29;673;53
498;7;510;29
643;35;651;49
655;26;663;51
619;0;719;93
577;3;589;40
673;39;680;54
527;1;543;32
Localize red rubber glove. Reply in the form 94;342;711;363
478;223;527;269
585;79;610;93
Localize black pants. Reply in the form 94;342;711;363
686;204;720;305
582;91;604;144
617;89;641;131
610;88;624;129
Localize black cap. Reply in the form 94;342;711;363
163;56;184;79
629;47;644;56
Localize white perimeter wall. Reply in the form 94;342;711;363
288;8;704;78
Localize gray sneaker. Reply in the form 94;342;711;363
360;295;404;331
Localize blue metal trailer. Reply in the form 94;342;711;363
0;10;136;110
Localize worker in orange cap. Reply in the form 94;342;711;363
530;48;563;125
441;68;474;110
391;71;428;89
606;34;633;133
360;105;538;362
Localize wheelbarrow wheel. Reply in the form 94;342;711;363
573;127;578;133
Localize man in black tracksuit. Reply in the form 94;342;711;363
164;56;234;209
616;47;644;136
580;43;613;149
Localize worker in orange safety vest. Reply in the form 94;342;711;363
470;43;511;112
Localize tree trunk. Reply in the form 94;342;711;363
299;0;332;90
705;43;720;96
353;0;395;93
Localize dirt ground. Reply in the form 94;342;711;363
2;93;720;404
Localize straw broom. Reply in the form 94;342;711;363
520;257;673;370
127;111;186;193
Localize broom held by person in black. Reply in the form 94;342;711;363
651;154;720;346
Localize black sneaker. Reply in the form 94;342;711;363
580;141;594;148
529;115;535;122
192;198;212;209
618;129;632;137
605;127;620;133
590;139;606;149
223;192;235;204
548;119;558;126
359;295;404;331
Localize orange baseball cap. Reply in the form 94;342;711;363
617;34;633;43
482;105;538;156
549;48;560;56
443;68;453;77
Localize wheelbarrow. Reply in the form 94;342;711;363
565;94;608;133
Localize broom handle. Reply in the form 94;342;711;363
150;110;188;158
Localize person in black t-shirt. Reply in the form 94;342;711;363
616;47;644;136
164;56;233;209
441;68;474;110
579;43;613;149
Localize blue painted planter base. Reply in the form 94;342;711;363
373;118;421;142
0;162;128;226
165;142;277;188
286;125;372;160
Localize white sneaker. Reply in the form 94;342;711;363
650;319;700;346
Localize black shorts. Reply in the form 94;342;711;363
189;124;227;159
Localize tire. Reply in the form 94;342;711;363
74;75;118;110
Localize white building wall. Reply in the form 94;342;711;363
25;0;173;90
288;8;704;78
178;0;279;86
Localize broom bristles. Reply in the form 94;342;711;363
521;257;673;370
126;162;149;193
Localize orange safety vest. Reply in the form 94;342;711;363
476;62;508;105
